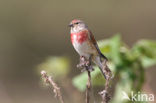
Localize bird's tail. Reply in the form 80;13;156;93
99;52;108;61
93;54;108;79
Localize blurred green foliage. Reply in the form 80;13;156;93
38;56;70;79
72;34;156;103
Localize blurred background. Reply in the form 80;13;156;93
0;0;156;103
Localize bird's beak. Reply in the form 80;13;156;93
68;23;73;27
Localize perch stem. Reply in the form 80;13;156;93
86;70;91;103
99;61;112;103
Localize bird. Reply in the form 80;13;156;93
69;19;109;79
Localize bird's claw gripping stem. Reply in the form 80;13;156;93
77;56;94;72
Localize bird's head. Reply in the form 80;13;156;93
69;19;88;33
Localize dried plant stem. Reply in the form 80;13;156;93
78;56;112;103
99;60;112;103
86;70;91;103
41;70;64;103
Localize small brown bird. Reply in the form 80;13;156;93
69;19;108;79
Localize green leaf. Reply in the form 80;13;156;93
132;40;156;68
141;57;156;68
98;34;121;62
110;34;122;65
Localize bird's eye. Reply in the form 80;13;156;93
75;22;79;24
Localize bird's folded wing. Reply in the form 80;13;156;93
86;29;101;53
87;29;108;60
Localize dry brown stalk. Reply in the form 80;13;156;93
41;70;64;103
86;70;91;103
78;56;112;103
99;61;112;103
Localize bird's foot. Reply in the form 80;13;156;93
76;56;87;68
77;56;94;72
80;65;94;72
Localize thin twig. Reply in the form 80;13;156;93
78;56;96;103
77;56;93;103
41;70;64;103
86;70;91;103
99;60;112;103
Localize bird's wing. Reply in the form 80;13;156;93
87;29;108;60
87;29;100;52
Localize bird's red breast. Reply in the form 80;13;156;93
71;30;88;44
